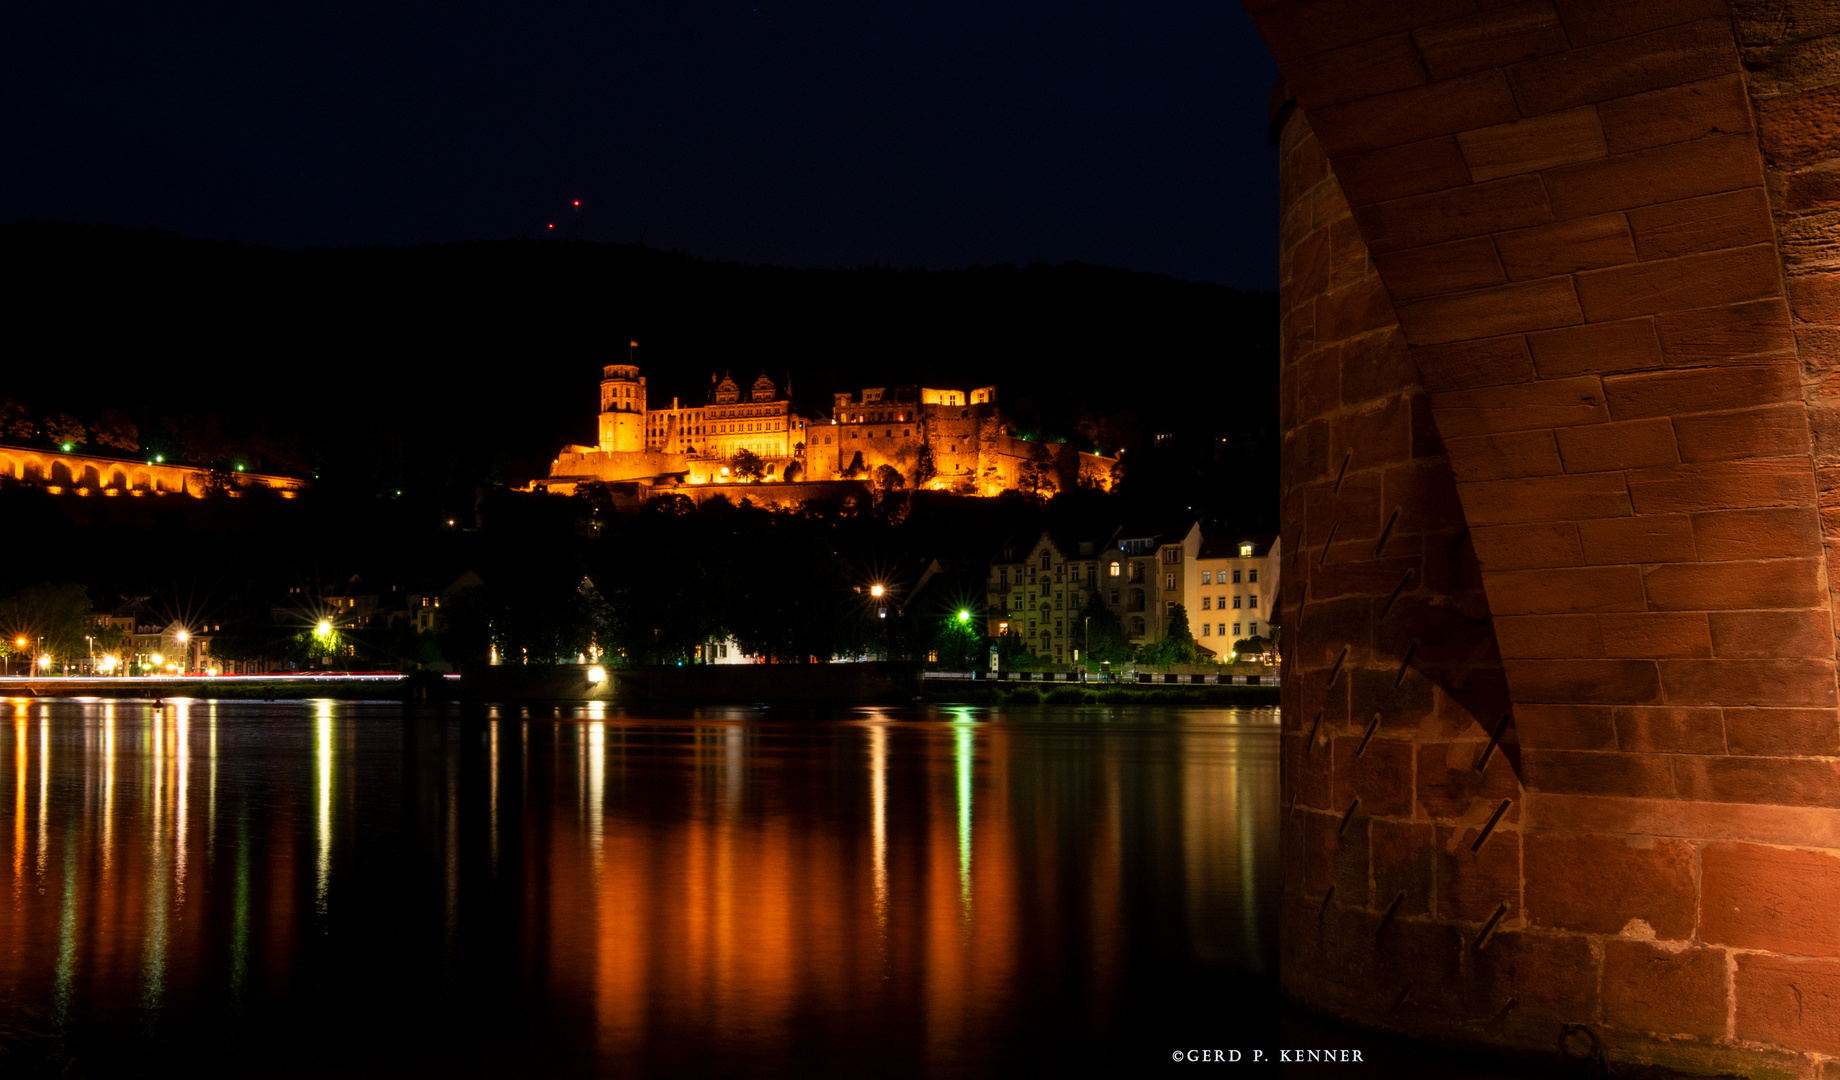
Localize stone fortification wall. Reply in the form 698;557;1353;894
1255;1;1840;1074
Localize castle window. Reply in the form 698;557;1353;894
1202;597;1211;610
1248;595;1258;609
1249;569;1259;583
1202;571;1212;585
1109;562;1120;577
1201;623;1210;636
1232;569;1242;583
1232;596;1241;609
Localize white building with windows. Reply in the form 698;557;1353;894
1186;534;1281;652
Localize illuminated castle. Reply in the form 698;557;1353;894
538;352;1115;499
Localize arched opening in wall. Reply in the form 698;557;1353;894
1128;589;1145;612
1129;616;1145;638
50;461;74;486
0;454;15;481
106;469;128;490
78;464;101;488
129;469;150;491
21;458;43;483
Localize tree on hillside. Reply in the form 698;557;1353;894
874;464;904;492
1138;603;1204;668
0;399;33;440
92;411;139;453
914;442;937;487
42;413;86;448
732;448;765;482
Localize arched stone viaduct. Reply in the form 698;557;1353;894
1252;0;1840;1074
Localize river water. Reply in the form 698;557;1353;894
0;700;1279;1077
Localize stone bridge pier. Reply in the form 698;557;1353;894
1253;0;1840;1074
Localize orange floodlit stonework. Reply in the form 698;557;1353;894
1255;0;1840;1075
0;445;304;498
535;362;1117;501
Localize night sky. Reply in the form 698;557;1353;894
4;2;1280;288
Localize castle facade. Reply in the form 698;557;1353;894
539;359;1115;500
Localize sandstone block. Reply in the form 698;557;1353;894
1598;73;1752;154
1524;832;1696;937
1544;134;1763;219
1628;187;1774;261
1576;243;1782;323
1598;612;1712;658
1576;514;1696;565
1442;429;1563;483
1459;473;1632;525
1612;704;1725;754
1658;657;1839;708
1628;457;1816;514
1708;609;1834;659
1724;708;1840;758
1553;417;1679;472
1527;316;1664;378
1702;842;1840;955
1354;174;1553;254
1601;939;1730;1039
1373;237;1506;301
1508;659;1667;706
1459;107;1609;183
1508;17;1739;115
1643;558;1824;611
1735;953;1840;1055
1496;212;1636;281
1691;507;1824;561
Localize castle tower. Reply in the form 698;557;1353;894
598;362;646;453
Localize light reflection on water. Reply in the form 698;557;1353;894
0;699;1278;1077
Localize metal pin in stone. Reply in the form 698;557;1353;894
1326;646;1347;689
1374;506;1399;557
1470;799;1512;854
1318;519;1339;566
1474;902;1509;951
1475;711;1512;772
1375;890;1405;937
1338;797;1360;836
1354;712;1381;758
1393;641;1418;688
1378;569;1413;621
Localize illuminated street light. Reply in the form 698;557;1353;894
150;652;163;667
957;610;971;623
176;630;189;643
870;584;885;598
587;666;606;683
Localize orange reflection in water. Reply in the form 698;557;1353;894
0;703;1277;1075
